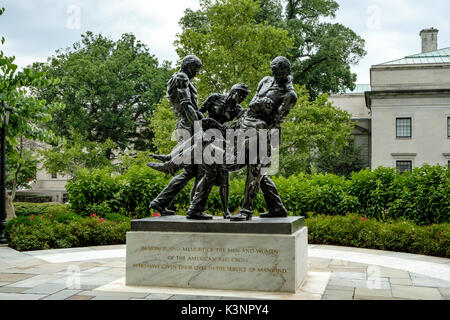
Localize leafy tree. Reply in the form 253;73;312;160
175;0;294;99
315;137;366;177
148;98;178;155
5;138;38;191
150;85;354;177
31;32;172;156
38;130;117;177
280;86;354;176
179;0;366;98
0;7;64;219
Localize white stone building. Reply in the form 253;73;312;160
331;28;450;172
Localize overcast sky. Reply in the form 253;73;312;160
1;0;449;84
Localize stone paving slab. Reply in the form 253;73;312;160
331;272;367;280
325;285;355;292
145;293;174;300
18;263;75;275
327;266;368;273
322;289;354;300
409;273;450;288
354;288;392;299
23;283;68;295
89;245;126;251
389;277;413;286
168;294;223;300
91;295;127;300
0;292;47;300
298;272;330;295
0;244;449;300
96;277;322;300
0;273;35;282
391;285;442;300
81;290;150;299
327;277;391;290
376;267;411;279
0;287;28;293
310;247;450;282
65;295;93;300
438;288;450;296
5;274;63;288
42;289;81;300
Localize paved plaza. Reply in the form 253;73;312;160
0;244;448;300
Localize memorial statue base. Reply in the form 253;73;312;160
125;216;308;293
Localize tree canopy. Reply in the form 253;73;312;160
1;7;64;215
31;32;172;155
175;0;294;100
39;130;116;177
178;0;366;99
280;86;355;175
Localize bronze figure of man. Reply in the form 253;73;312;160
148;55;204;218
149;83;251;219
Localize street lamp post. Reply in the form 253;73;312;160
0;101;12;244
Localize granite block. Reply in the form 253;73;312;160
126;226;308;293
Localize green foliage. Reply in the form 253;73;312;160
4;210;130;251
65;168;121;217
31;31;172;152
6;147;38;190
179;0;366;98
348;165;450;225
6;202;449;257
307;214;450;258
13;202;70;217
39;129;116;177
280;86;354;175
175;0;294;99
283;0;366;98
315;137;366;177
1;7;64;199
148;97;178;154
66;164;449;226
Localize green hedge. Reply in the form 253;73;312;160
4;208;130;251
307;214;450;258
13;202;70;217
66;164;449;225
6;205;449;257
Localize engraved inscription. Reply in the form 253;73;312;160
133;245;287;274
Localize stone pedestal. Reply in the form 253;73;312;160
126;216;308;293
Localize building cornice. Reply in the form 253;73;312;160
365;89;450;109
372;63;450;70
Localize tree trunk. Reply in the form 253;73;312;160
5;136;22;222
5;193;15;221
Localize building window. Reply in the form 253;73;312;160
447;117;450;138
396;161;412;173
396;118;412;138
51;173;57;179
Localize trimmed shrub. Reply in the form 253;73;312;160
6;207;449;257
65;164;449;225
307;214;450;258
4;211;130;251
349;165;450;225
66;168;121;216
13;202;69;217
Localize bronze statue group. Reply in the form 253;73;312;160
147;55;298;221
